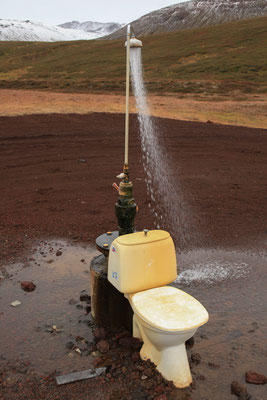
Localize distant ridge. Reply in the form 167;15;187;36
59;21;124;37
108;0;267;38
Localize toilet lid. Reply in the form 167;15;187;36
130;286;209;332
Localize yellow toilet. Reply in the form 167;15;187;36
108;229;208;388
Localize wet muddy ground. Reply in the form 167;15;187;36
0;113;267;399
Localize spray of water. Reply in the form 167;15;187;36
130;48;200;250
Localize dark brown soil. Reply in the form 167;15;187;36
0;113;266;400
1;113;266;263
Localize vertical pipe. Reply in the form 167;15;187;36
124;24;131;166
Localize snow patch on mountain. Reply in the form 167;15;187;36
59;20;124;37
0;19;119;42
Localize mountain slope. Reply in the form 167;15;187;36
0;19;118;42
0;16;266;95
59;21;124;37
108;0;267;38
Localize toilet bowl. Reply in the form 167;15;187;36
126;286;208;388
107;229;209;388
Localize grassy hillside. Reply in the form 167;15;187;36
0;16;266;95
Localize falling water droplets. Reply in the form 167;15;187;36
130;47;200;250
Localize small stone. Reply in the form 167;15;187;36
132;352;140;362
111;331;130;342
231;381;251;399
185;337;195;348
121;366;127;374
75;336;84;342
141;380;152;389
196;374;206;381
75;348;82;355
20;281;36;292
85;305;91;314
119;336;142;349
96;340;109;354
68;299;77;305
11;300;21;307
154;395;168;400
56;251;62;256
93;357;103;367
141;375;148;380
93;327;107;340
155;385;164;393
191;353;201;365
144;368;153;378
65;341;74;350
208;361;220;369
245;371;267;385
80;290;91;303
68;353;74;358
52;325;61;333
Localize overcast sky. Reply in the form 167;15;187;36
1;1;189;25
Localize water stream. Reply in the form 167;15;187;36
130;47;199;251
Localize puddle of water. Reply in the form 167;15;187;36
1;241;266;399
0;239;99;374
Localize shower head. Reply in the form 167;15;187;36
125;24;142;48
129;38;143;48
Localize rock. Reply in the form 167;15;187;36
93;327;107;340
185;337;195;349
68;299;77;305
119;336;142;349
11;300;21;307
132;352;140;362
85;305;91;314
65;341;75;350
208;361;220;369
20;281;36;292
93;357;103;367
154;395;168;400
155;385;164;393
191;353;201;365
56;251;62;256
96;340;110;354
231;381;252;399
245;371;267;385
121;366;127;374
75;336;84;342
144;368;154;378
75;348;82;355
132;388;147;400
80;290;91;303
196;374;206;381
111;331;130;342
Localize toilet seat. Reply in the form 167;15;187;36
129;286;209;332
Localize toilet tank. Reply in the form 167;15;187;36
108;230;177;294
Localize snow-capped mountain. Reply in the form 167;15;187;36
0;19;121;41
59;21;124;37
108;0;267;38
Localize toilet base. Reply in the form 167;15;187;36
133;314;194;388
